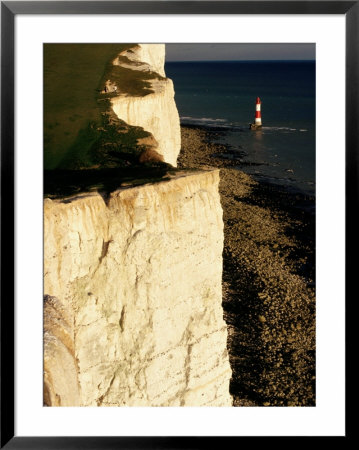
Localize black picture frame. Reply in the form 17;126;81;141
1;1;356;447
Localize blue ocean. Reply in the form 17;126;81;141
165;61;316;195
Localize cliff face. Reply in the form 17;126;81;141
44;295;81;406
115;43;166;77
44;171;232;406
44;43;232;407
110;44;181;166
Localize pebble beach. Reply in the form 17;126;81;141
179;125;316;407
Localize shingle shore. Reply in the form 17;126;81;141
179;125;316;407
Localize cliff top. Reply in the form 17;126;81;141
44;43;167;171
44;168;215;201
44;43;177;198
100;45;166;98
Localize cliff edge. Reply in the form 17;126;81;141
109;44;181;166
44;170;232;406
44;44;232;407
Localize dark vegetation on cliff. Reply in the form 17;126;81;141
103;49;165;98
179;125;316;406
44;44;175;197
45;43;130;169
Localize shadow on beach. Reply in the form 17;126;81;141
179;125;316;406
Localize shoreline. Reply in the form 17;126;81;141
180;121;316;198
179;125;316;406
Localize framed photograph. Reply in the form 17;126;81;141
1;1;355;447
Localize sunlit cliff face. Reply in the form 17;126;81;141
43;44;232;407
44;171;232;406
110;45;181;167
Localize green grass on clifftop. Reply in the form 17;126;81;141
44;43;176;196
44;43;164;171
44;44;133;169
101;54;165;98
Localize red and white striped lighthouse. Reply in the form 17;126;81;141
250;97;262;129
255;97;262;126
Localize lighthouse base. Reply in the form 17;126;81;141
250;123;262;130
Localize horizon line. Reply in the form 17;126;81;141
165;59;316;63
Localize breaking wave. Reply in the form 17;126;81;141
180;116;228;126
180;119;309;133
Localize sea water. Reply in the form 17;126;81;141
165;61;315;195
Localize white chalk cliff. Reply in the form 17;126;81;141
110;44;181;167
44;171;232;406
115;43;166;77
44;44;232;407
